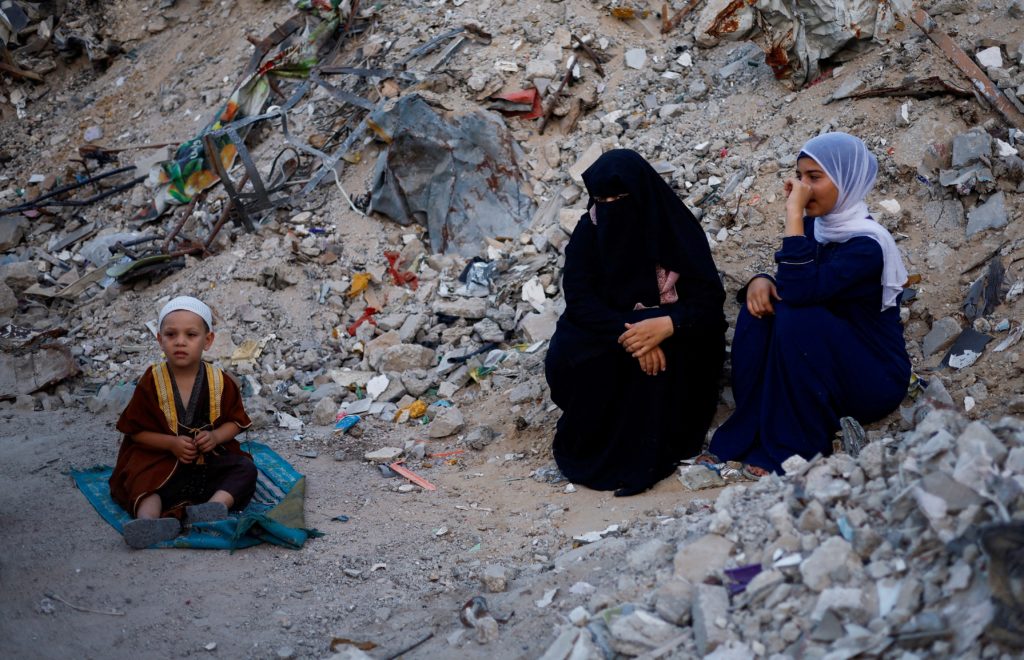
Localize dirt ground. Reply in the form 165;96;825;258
2;0;1023;658
0;402;719;659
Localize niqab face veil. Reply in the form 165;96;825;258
580;149;721;311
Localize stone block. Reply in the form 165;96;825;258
966;192;1008;238
653;578;694;625
800;536;859;592
673;534;733;583
692;583;730;655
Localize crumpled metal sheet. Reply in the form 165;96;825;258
368;94;536;257
698;0;910;88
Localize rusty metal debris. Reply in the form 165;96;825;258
571;33;607;77
908;8;1024;130
661;0;704;35
0;166;146;216
836;76;973;102
539;56;577;134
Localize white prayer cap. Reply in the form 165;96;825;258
158;296;213;330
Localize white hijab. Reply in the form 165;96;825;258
799;132;908;311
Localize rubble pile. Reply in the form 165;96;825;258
531;394;1024;658
0;0;1023;656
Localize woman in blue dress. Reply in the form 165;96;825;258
704;132;910;476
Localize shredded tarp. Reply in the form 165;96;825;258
367;94;536;256
696;0;911;88
139;1;350;221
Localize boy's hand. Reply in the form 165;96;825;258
172;436;198;463
194;429;219;454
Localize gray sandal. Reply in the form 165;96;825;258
184;502;228;524
123;517;181;549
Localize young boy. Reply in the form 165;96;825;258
110;296;256;549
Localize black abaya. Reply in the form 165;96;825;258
544;150;726;493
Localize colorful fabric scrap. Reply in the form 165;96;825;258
140;1;349;220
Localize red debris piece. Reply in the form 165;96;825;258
384;250;419;290
488;88;543;119
347;307;378;336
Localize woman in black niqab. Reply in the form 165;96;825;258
545;149;726;496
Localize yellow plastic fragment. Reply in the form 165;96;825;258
347;272;371;297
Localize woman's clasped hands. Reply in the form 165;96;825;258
618;316;673;376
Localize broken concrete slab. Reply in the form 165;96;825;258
966;192;1008;238
673;534;733;583
924;199;966;232
953;128;993;167
0;216;28;251
0;344;79;400
923;317;962;357
427;405;464;438
692;583;730;655
375;344;436;372
519;309;559;342
433;298;488;319
568;143;603;184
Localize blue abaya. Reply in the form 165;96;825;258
709;218;910;473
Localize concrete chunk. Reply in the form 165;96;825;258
923;317;962;357
568;143;603;184
966;192;1008;238
692;583;730;655
673;534;733;583
608;609;680;656
433;298;488;319
800;536;859;592
952;128;992;168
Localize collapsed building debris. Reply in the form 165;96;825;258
1;0;1023;656
366;94;537;257
538;395;1024;658
697;0;911;88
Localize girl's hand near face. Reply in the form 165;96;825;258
784;178;812;213
747;277;781;318
783;177;812;236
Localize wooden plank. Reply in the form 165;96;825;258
389;461;437;491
